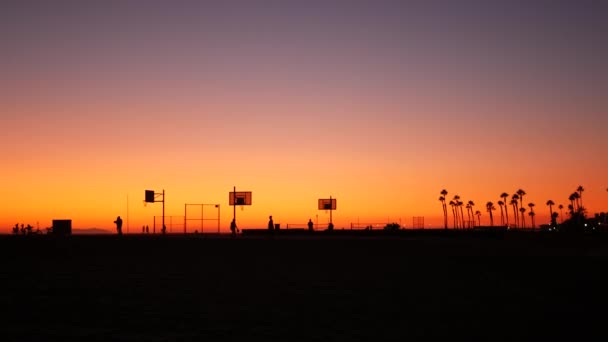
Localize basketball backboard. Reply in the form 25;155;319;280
229;191;252;206
318;198;337;210
145;190;155;203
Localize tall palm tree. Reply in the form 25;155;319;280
453;195;461;229
440;189;448;229
577;185;584;209
475;210;481;226
467;200;475;228
558;204;564;223
458;201;465;229
529;211;536;229
519;207;527;229
528;203;536;229
500;192;509;226
569;192;579;213
551;212;559;227
497;200;505;226
486;201;495;227
466;202;472;228
511;194;520;228
546;200;555;225
516;189;526;227
449;200;457;229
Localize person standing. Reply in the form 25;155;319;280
114;216;123;235
230;219;238;236
268;216;274;231
308;219;314;231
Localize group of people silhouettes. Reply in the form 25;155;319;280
12;223;39;235
112;215;323;236
114;216;165;235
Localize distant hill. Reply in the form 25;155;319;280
72;228;112;235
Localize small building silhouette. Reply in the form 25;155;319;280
52;220;72;236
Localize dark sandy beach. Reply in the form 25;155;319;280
1;233;607;341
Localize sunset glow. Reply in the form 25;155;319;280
1;1;607;232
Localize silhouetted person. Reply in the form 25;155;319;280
145;225;149;234
114;216;123;235
12;223;19;234
308;219;314;231
230;219;238;236
268;216;274;231
20;224;25;235
26;224;33;234
327;222;334;231
142;225;145;234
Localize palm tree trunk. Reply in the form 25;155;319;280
443;204;448;230
460;206;465;229
504;201;509;226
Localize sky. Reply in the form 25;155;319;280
1;0;607;232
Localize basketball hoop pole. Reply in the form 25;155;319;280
233;186;236;227
330;196;333;225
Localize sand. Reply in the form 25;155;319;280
1;233;607;341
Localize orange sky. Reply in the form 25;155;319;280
1;2;607;232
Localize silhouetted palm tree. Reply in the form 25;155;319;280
516;189;526;227
551;212;559;227
458;201;465;229
519;207;527;229
529;211;536;229
475;210;481;226
528;202;536;228
440;189;448;229
467;200;475;228
511;194;520;228
497;200;505;226
558;204;564;223
449;200;457;229
465;202;472;228
577;185;584;209
439;195;447;230
486;201;495;226
569;192;579;213
453;195;461;229
546;200;555;224
500;192;509;226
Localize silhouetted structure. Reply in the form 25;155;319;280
145;225;149;234
268;216;274;231
114;216;123;235
327;222;334;231
308;219;313;231
52;220;72;236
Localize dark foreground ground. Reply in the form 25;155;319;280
1;232;608;341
